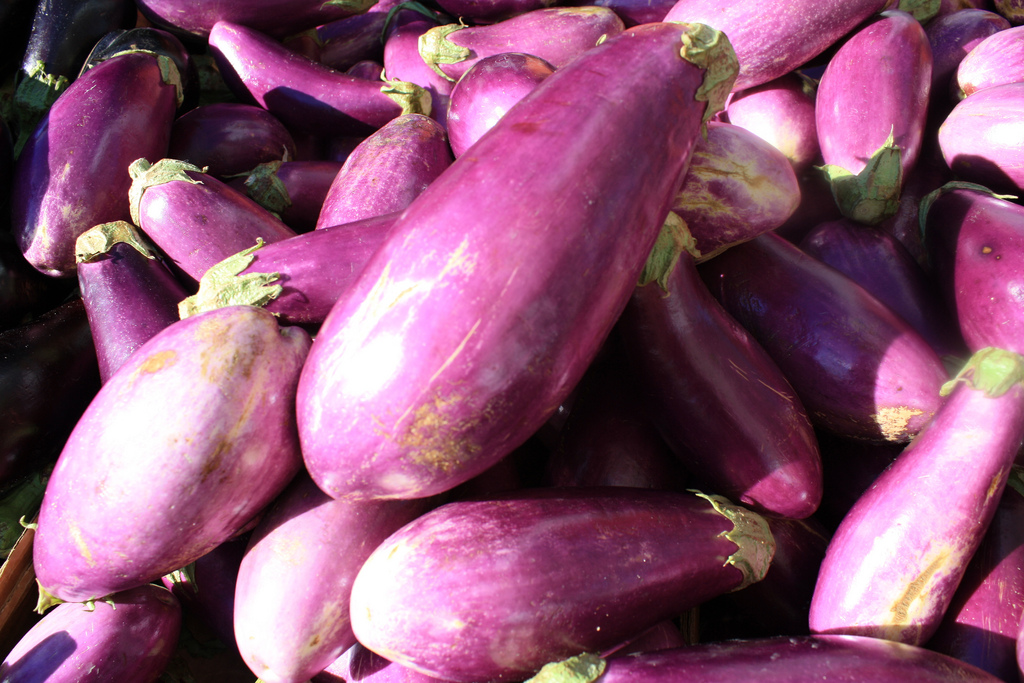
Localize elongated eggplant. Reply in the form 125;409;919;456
562;0;674;26
350;487;774;682
228;159;345;233
233;472;430;683
446;52;555;158
809;347;1024;645
382;14;458;130
296;22;738;501
434;0;559;22
12;51;181;277
662;0;892;91
956;23;1024;96
419;6;622;83
32;305;311;605
0;583;181;682
135;0;375;39
316;113;452;228
312;0;404;72
699;231;948;443
209;21;431;139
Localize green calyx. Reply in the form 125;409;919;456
178;239;283;319
34;581;65;614
12;61;70;158
940;347;1024;398
75;220;157;263
898;0;941;23
128;158;207;226
819;129;903;226
638;212;700;291
676;22;739;136
526;653;607;683
694;490;775;591
418;24;470;82
241;161;292;216
381;78;433;117
321;0;376;11
1006;465;1024;499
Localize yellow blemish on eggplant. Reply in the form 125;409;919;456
891;551;948;624
874;405;924;441
68;521;95;567
135;350;178;377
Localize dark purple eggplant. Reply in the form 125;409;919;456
209;20;432;139
350;487;774;682
618;219;822;518
135;0;375;39
0;231;74;330
295;22;738;501
956;23;1024;96
347;59;385;80
228;159;345;233
810;347;1024;645
311;0;401;72
75;221;190;383
698;231;948;443
167;102;297;178
12;50;181;277
0;295;99;489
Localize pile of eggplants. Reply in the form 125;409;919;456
8;1;1024;682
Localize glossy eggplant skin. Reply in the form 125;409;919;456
0;296;99;489
296;22;737;501
618;246;822;519
956;24;1024;96
925;9;1011;103
349;487;774;683
698;232;948;443
18;0;133;81
12;51;179;277
135;0;375;39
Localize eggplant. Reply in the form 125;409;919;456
316;644;453;683
316;113;452;229
383;13;457;131
233;472;431;683
0;583;181;682
433;0;560;22
618;219;822;518
662;0;892;91
815;10;933;226
809;347;1024;645
562;0;674;26
937;82;1024;193
75;221;190;383
925;8;1011;104
135;0;375;40
446;52;555;159
209;20;432;139
167;102;298;178
348;59;385;80
418;7;624;83
698;231;948;443
295;22;738;501
956;23;1024;96
12;51;182;278
228;159;345;233
312;0;401;72
349;487;775;682
671;121;801;260
31;305;311;605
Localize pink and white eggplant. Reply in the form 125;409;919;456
937;82;1024;193
11;50;181;277
31;305;311;605
662;0;892;91
809;347;1024;645
418;7;624;83
0;583;181;682
209;20;431;139
925;8;1011;103
128;157;297;284
296;22;739;501
233;472;431;683
315;113;452;229
671;121;801;260
815;10;933;226
349;487;775;682
446;52;555;158
956;23;1024;96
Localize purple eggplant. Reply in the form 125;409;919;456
383;15;455;130
228;159;345;233
209;21;432;140
0;583;181;682
128;158;298;284
233;472;430;683
810;347;1024;645
316;644;454;683
671;121;801;260
926;9;1011;104
75;221;190;383
12;50;181;277
562;0;674;26
446;52;555;159
433;0;559;22
532;635;1005;683
31;305;311;605
956;23;1024;96
926;465;1024;681
618;219;821;518
348;59;385;80
815;10;933;226
662;0;892;91
921;183;1024;354
349;487;775;682
167;102;297;178
698;232;948;443
938;82;1024;193
418;7;624;83
316;113;452;229
724;71;820;173
135;0;375;39
295;22;738;501
311;0;404;72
